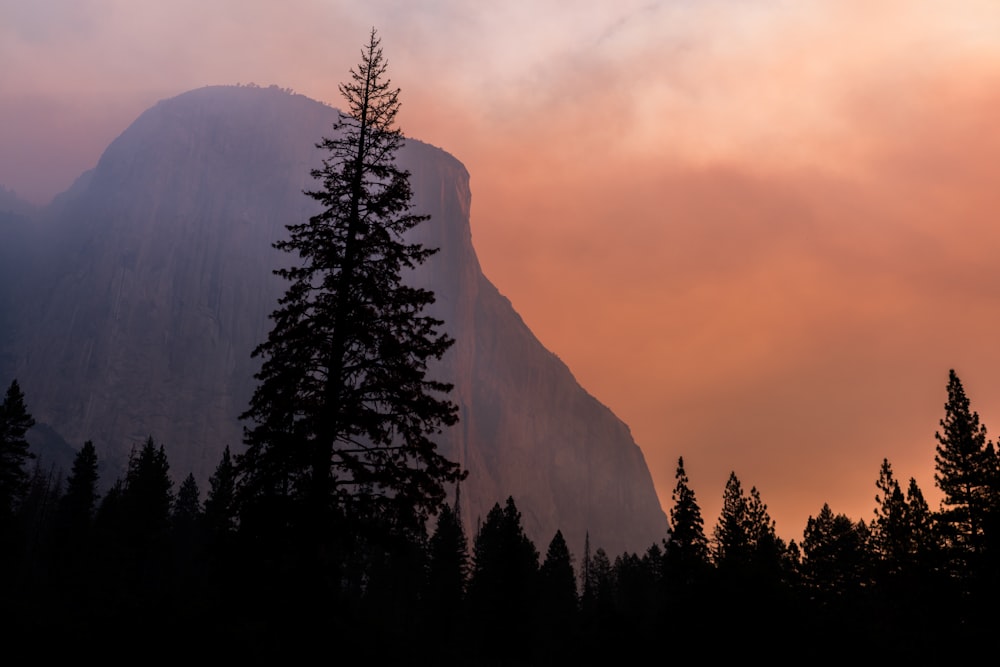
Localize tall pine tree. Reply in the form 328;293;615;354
934;370;996;561
0;379;35;523
666;457;710;566
237;28;462;547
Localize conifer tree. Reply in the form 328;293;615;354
713;472;789;591
801;503;869;598
203;445;236;538
0;379;35;522
173;473;202;530
237;28;462;544
53;441;100;554
934;370;995;560
872;458;907;570
120;437;174;553
665;457;710;573
538;529;577;620
426;489;469;621
467;497;539;657
713;472;751;568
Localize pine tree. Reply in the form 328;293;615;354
467;497;539;657
203;445;236;538
538;529;577;621
53;441;100;555
0;379;35;521
120;437;174;553
713;471;751;569
801;503;869;599
872;458;908;571
712;472;789;596
173;473;202;532
426;490;469;623
237;28;462;544
665;456;710;574
934;370;995;560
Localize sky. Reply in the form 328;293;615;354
4;0;1000;544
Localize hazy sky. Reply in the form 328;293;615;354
5;0;1000;543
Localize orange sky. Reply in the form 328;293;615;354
4;1;1000;544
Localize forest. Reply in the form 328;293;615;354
0;368;997;663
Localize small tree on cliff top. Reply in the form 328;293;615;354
237;29;463;538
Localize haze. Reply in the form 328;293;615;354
4;0;1000;543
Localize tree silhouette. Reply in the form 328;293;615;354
0;379;35;524
801;503;869;599
713;471;751;569
52;441;100;583
872;458;908;573
237;28;462;550
665;456;710;578
467;497;539;659
934;370;997;566
538;529;577;621
203;445;236;539
426;488;469;630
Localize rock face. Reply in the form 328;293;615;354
3;85;667;556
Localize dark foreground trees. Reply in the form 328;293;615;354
236;29;463;569
0;379;35;526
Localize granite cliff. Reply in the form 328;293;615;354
2;85;668;556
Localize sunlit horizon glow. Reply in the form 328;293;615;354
5;1;1000;545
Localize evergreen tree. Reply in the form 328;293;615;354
467;497;539;658
872;458;908;572
203;445;236;539
0;379;35;522
57;441;100;531
712;473;790;603
538;529;577;621
426;490;469;625
665;456;710;576
49;441;101;606
119;437;175;554
934;370;996;564
173;473;202;532
801;503;869;599
712;471;751;569
237;28;462;548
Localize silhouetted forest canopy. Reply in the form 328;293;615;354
2;369;999;661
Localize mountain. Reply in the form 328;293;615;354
2;85;668;556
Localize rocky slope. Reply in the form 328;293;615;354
4;85;668;556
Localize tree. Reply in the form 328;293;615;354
801;503;869;599
173;473;202;532
53;441;100;554
237;28;462;545
467;497;539;658
538;529;578;623
425;488;469;624
120;437;175;553
872;458;908;571
203;445;236;539
713;472;789;587
712;471;751;569
57;441;100;527
0;379;35;521
665;456;710;576
933;370;996;561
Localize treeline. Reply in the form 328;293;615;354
1;369;998;661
